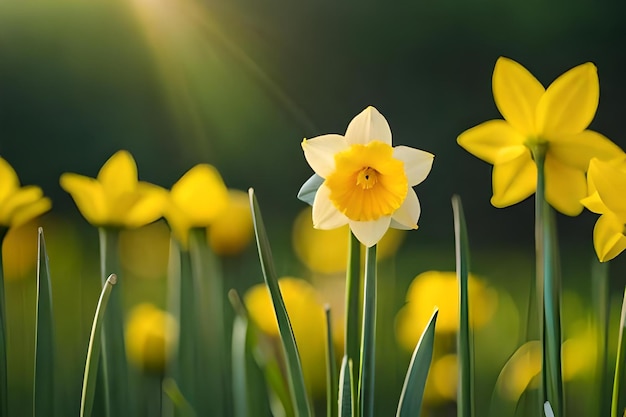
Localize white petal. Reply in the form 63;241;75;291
312;183;349;229
391;188;420;229
349;216;391;248
302;134;348;178
344;106;392;145
393;146;434;186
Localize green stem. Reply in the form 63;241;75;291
532;147;563;417
358;245;377;417
611;288;626;417
98;227;132;417
0;227;8;417
325;306;338;417
345;232;361;392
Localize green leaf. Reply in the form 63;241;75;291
34;228;55;417
325;306;338;417
80;274;118;417
452;195;474;417
338;356;354;417
0;227;8;417
297;174;324;206
163;378;196;417
248;188;313;417
229;290;250;417
611;288;626;417
359;245;377;417
345;232;362;391
592;259;610;417
396;309;438;417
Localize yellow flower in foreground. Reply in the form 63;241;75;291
125;303;178;375
245;278;327;395
301;106;434;247
0;157;51;229
457;57;622;215
581;156;626;261
60;150;166;228
164;164;229;247
395;271;497;351
207;189;253;256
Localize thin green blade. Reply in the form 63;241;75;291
80;274;118;417
345;231;362;394
248;188;312;417
325;306;338;417
338;356;354;417
452;195;474;417
358;245;377;417
544;401;555;417
229;290;250;417
592;259;610;417
611;288;626;417
0;227;8;417
396;309;438;417
34;228;55;417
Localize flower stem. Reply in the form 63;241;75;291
532;147;563;417
358;245;377;417
345;231;362;393
0;227;8;417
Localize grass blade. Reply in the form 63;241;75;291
248;188;312;417
229;290;250;417
162;378;196;417
325;306;338;417
396;309;438;417
34;228;55;417
339;356;354;417
592;259;610;417
359;245;377;417
611;288;626;417
452;195;474;417
80;274;118;417
544;401;555;417
345;232;362;391
0;228;8;417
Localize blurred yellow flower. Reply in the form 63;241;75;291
496;341;542;401
301;106;434;247
60;150;166;228
125;303;178;375
292;206;405;274
457;57;622;215
0;156;51;229
395;271;497;351
119;220;170;280
164;164;229;248
207;189;253;256
1;220;38;281
581;156;626;261
245;277;327;395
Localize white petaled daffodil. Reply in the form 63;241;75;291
301;106;434;247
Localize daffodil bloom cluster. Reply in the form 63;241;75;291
301;106;434;247
581;156;626;261
60;150;166;228
0;157;51;230
457;57;622;215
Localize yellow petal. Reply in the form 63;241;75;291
457;120;526;164
123;183;167;228
0;186;44;225
593;213;626;262
588;158;626;218
0;157;19;204
549;130;623;171
492;57;544;135
164;202;192;248
344;106;392;146
536;62;599;137
10;197;52;228
581;191;607;215
544;154;587;216
491;150;536;207
208;189;254;256
60;173;108;225
98;150;138;200
170;164;229;225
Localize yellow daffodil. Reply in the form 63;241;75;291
60;150;166;228
125;303;178;375
0;157;51;229
457;57;622;215
245;278;327;395
164;164;229;247
301;106;434;247
207;189;253;256
581;156;626;261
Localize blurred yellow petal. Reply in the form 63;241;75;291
10;197;52;229
496;341;542;401
491;150;536;207
536;62;599;137
1;220;39;281
0;186;43;223
98;150;138;199
589;158;626;218
122;183;167;228
550;130;623;171
60;173;107;225
593;213;626;262
492;57;544;135
457;120;526;165
208;189;253;256
169;164;229;224
0;157;19;203
544;154;586;216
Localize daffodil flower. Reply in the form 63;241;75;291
457;57;622;215
581;156;626;261
300;106;434;247
164;164;229;247
60;150;166;228
0;156;51;229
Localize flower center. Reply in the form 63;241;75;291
325;140;408;222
